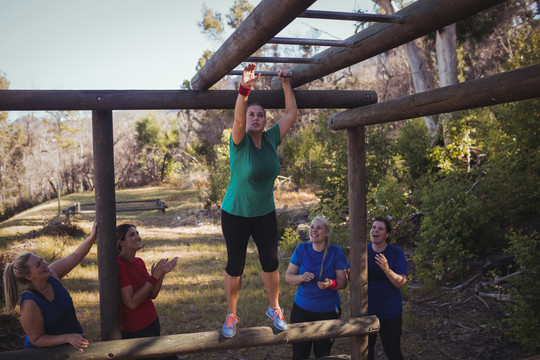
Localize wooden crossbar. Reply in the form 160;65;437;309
0;317;379;360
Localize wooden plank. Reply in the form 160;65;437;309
347;126;368;360
190;0;317;90
0;90;377;111
278;0;507;89
329;64;540;130
0;317;380;360
92;110;121;341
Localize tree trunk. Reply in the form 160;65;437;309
373;0;459;146
436;23;459;145
373;0;439;141
403;41;439;141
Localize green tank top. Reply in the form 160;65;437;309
222;124;281;217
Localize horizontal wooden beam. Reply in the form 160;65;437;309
278;0;507;89
0;90;376;111
190;0;317;90
0;317;380;360
329;64;540;130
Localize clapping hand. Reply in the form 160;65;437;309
163;257;178;274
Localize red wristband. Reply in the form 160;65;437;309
329;279;338;290
238;84;251;97
147;276;158;286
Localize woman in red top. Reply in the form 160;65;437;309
116;224;177;359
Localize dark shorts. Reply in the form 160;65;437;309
221;210;279;276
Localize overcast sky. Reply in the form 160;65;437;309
0;0;375;91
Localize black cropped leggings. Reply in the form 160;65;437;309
368;314;404;360
221;210;279;276
290;302;341;360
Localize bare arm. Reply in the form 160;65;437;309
232;63;261;145
285;263;315;286
121;257;178;308
375;253;408;290
120;283;153;310
20;299;88;351
276;69;298;139
50;221;97;279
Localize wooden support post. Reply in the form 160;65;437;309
0;90;376;111
279;0;507;89
190;0;317;90
0;317;380;360
329;63;540;129
92;110;121;341
347;126;368;359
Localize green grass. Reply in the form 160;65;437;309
2;185;351;359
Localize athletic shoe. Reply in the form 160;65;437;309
222;314;240;338
266;306;288;330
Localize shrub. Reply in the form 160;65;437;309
280;227;302;253
203;129;231;207
367;171;418;243
504;230;540;355
395;119;434;180
414;176;501;283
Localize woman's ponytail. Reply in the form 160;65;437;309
3;253;32;314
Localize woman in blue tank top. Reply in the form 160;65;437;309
3;222;97;351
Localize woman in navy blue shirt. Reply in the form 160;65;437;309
366;217;408;360
286;216;348;359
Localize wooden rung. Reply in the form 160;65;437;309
268;37;354;47
246;56;319;64
300;10;404;24
0;317;379;360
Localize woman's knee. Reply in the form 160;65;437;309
225;264;245;277
260;258;279;273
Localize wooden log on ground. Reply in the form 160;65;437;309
329;64;540;130
0;317;379;360
0;90;376;111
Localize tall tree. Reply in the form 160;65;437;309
42;111;83;194
135;113;180;182
373;0;457;145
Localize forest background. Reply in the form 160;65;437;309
0;0;539;356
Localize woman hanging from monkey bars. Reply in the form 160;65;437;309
220;63;297;338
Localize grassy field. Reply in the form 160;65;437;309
0;185;328;359
0;185;527;359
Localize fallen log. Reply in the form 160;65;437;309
0;316;379;360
